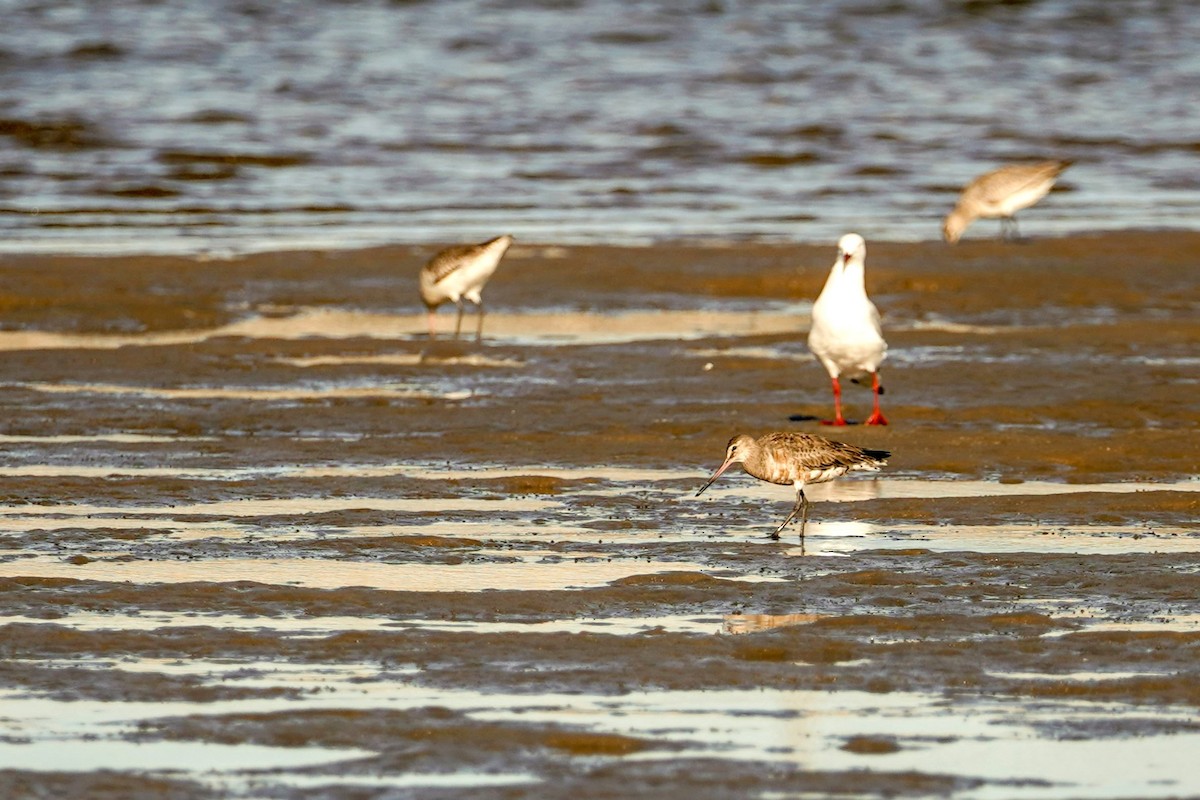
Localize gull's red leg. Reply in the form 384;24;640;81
821;377;848;426
864;372;888;426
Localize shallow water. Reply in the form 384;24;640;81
0;557;715;593
0;306;806;351
0;611;729;637
4;663;1199;799
471;689;1200;800
0;737;374;777
801;521;1200;556
17;606;1197;642
2;1;1199;253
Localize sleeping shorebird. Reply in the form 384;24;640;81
696;432;890;543
943;160;1072;244
807;233;887;426
419;235;514;342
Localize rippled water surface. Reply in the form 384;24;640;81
2;0;1198;252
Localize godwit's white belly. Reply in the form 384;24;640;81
429;255;503;305
990;179;1055;218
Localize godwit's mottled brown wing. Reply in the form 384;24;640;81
967;160;1071;205
422;239;497;286
760;432;889;471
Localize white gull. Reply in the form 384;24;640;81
806;233;888;426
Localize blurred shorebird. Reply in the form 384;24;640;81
419;235;514;342
807;233;888;426
943;160;1072;244
696;432;890;543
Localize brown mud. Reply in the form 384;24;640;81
0;232;1198;799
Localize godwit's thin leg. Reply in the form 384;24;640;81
453;301;466;340
864;372;888;426
1001;216;1021;241
475;300;485;343
823;377;848;426
799;490;810;554
771;487;809;541
427;310;438;340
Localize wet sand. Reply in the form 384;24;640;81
1;232;1198;798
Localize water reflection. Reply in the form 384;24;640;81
807;478;1200;502
474;688;1200;799
722;613;823;635
0;612;727;636
0;557;709;592
0;495;558;520
808;523;1200;556
4;658;1198;798
0;739;373;775
278;353;522;368
0;307;805;351
0;433;217;444
23;380;470;402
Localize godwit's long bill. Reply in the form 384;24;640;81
807;233;888;426
419;234;514;342
696;432;890;545
943;160;1072;244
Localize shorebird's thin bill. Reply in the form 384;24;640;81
696;457;736;496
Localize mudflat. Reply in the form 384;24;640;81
0;231;1198;799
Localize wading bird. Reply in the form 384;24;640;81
419;234;514;342
807;233;887;426
943;160;1072;244
696;432;890;543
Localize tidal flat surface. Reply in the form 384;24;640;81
0;234;1198;799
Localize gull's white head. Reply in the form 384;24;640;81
836;233;866;265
